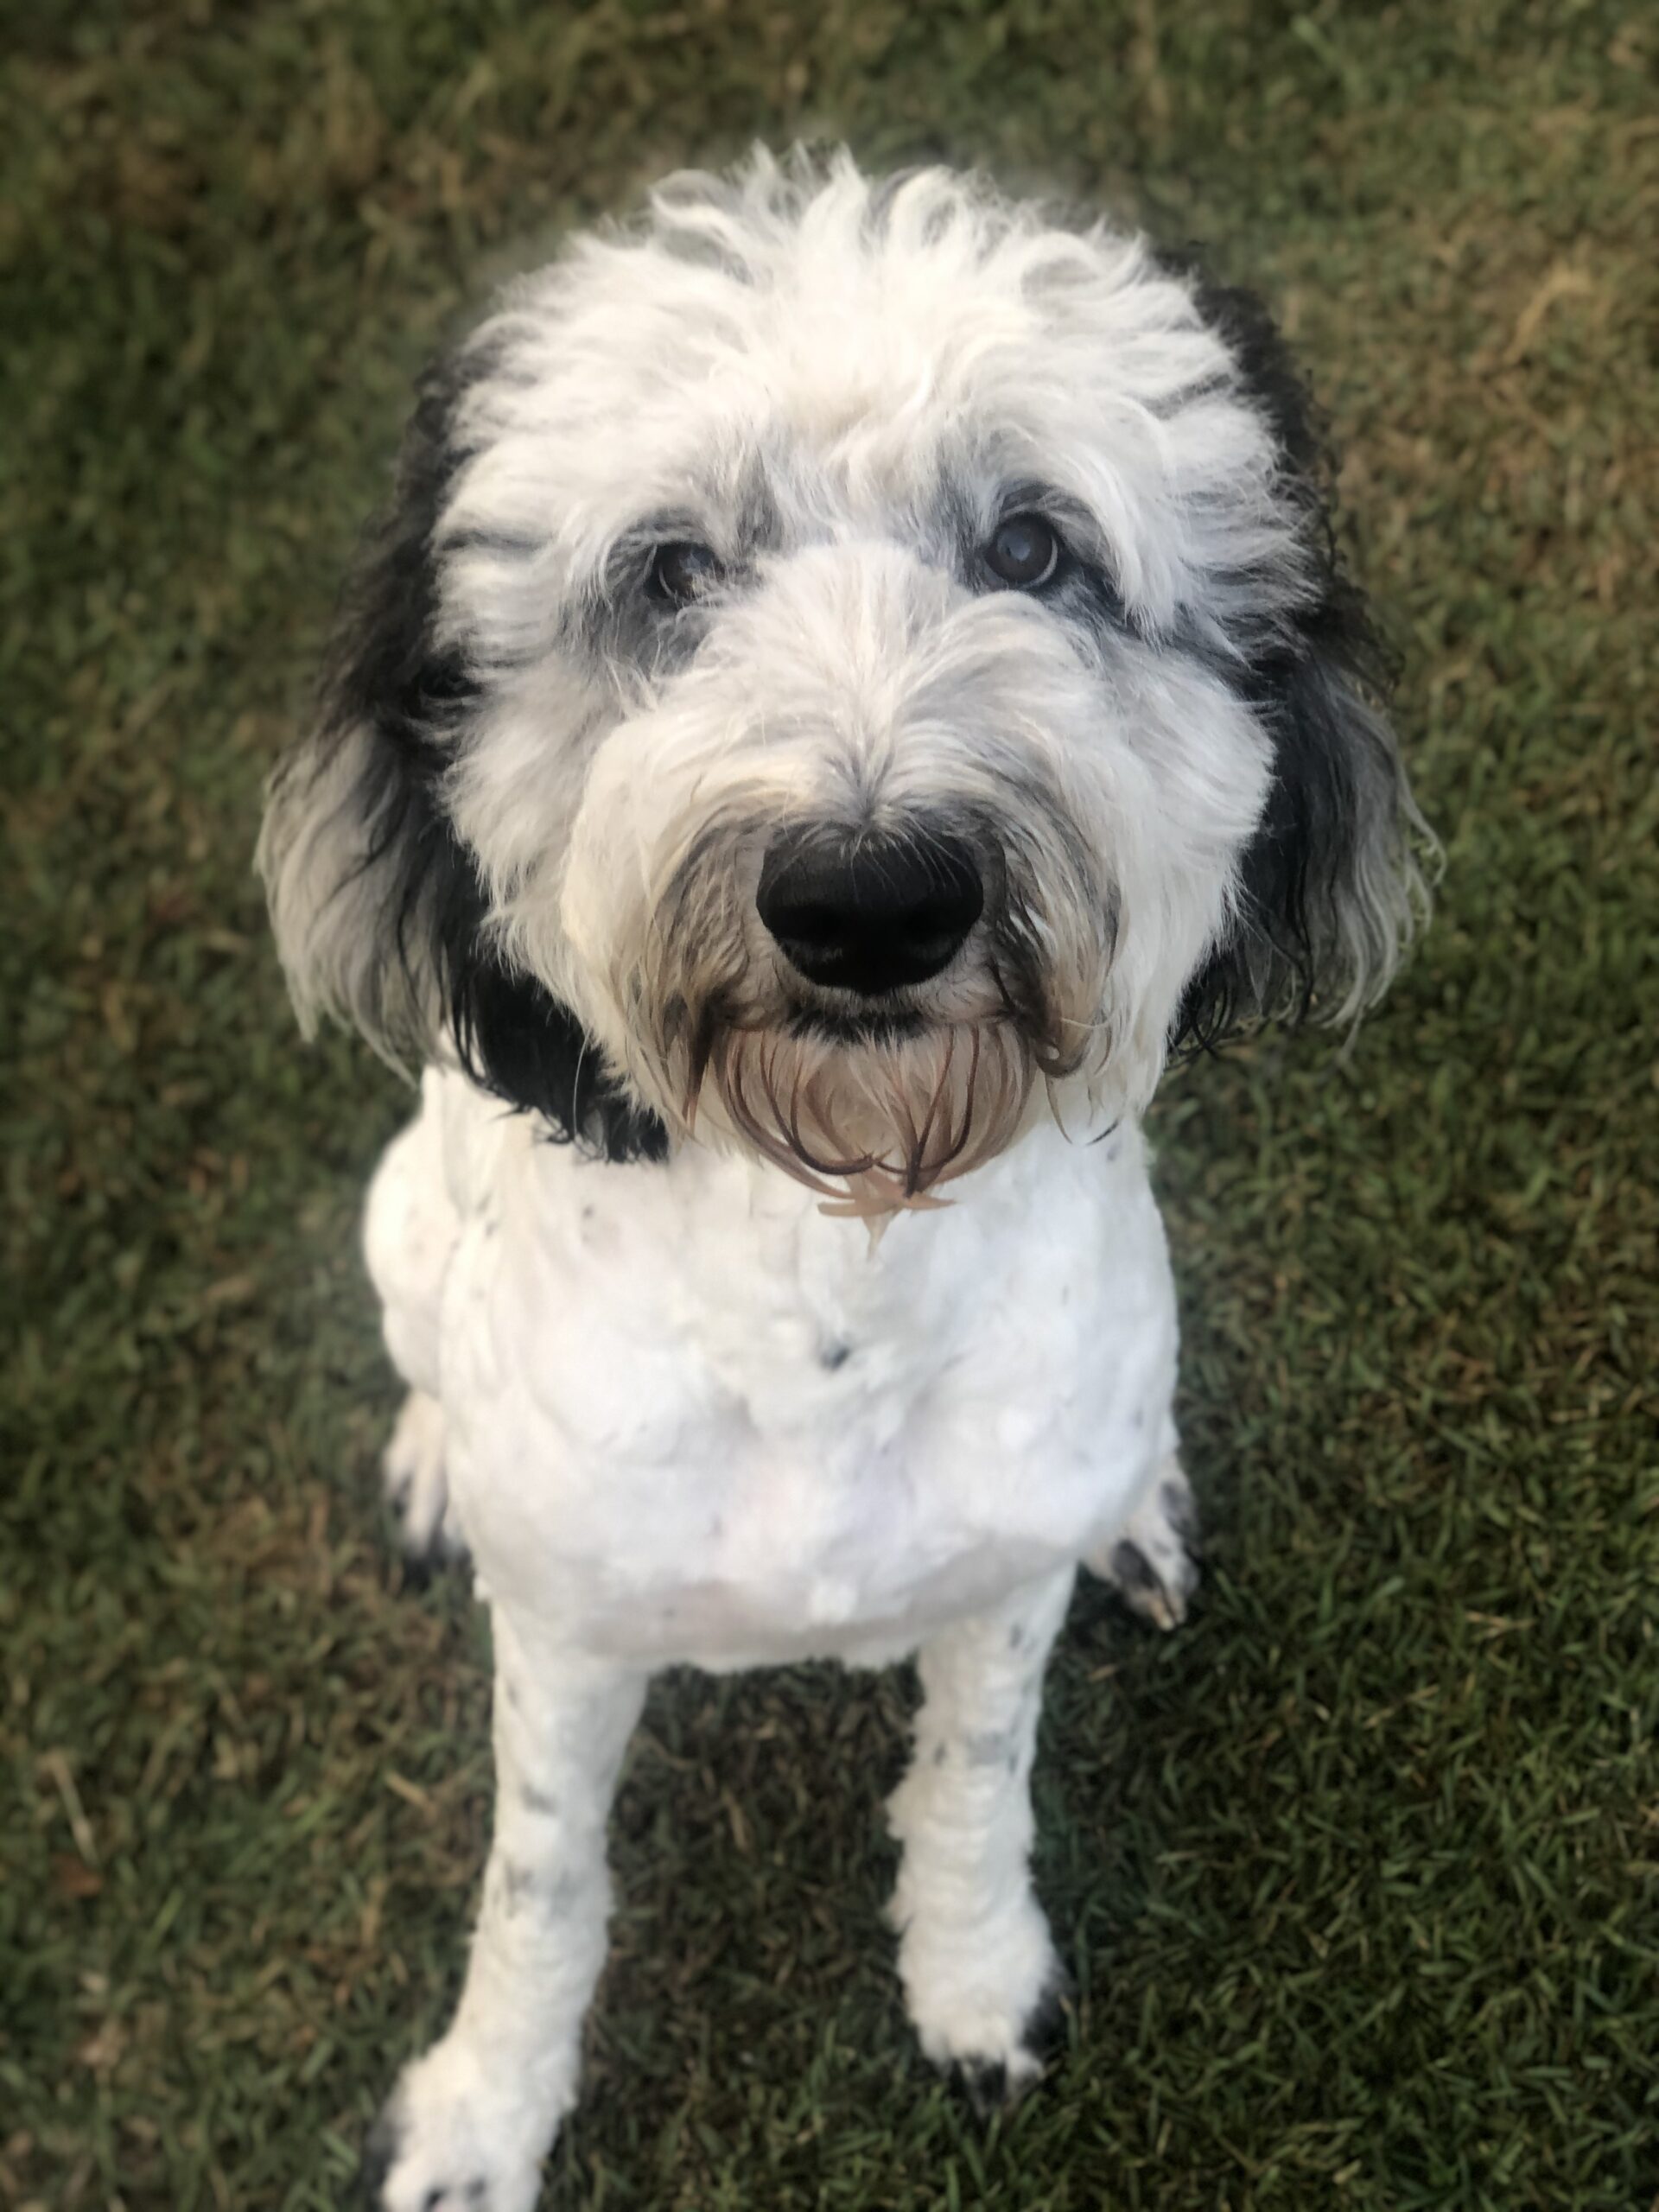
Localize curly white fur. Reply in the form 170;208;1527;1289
259;148;1423;2209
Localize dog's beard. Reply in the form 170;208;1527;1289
591;820;1112;1215
682;1017;1039;1218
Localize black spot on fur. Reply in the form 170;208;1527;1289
1020;1978;1071;2065
1109;1538;1159;1595
500;1860;537;1913
964;1728;1014;1768
294;339;667;1162
359;2100;404;2204
1154;251;1416;1047
958;2059;1007;2114
951;1974;1070;2117
394;1554;431;1597
819;1339;854;1372
1160;1478;1200;1551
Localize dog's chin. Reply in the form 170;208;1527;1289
683;1012;1040;1218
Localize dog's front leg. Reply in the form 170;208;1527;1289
365;1608;647;2212
887;1566;1076;2108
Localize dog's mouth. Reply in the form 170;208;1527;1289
784;1001;929;1046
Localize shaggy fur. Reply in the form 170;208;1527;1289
259;148;1424;2210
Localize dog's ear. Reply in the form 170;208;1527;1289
257;352;471;1071
1170;269;1429;1049
256;345;665;1162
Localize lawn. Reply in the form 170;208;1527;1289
3;3;1655;2207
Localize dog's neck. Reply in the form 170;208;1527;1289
626;1104;1151;1291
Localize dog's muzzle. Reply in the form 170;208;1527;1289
755;823;984;996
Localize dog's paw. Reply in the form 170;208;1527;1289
899;1895;1065;2111
382;1389;466;1567
1088;1453;1200;1630
362;2042;552;2212
951;1977;1069;2114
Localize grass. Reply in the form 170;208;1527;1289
3;2;1656;2206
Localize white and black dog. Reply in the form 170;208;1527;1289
258;148;1424;2210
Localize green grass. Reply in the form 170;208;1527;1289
3;3;1656;2207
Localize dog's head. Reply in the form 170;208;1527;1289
259;149;1424;1213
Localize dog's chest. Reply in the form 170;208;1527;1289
433;1077;1178;1663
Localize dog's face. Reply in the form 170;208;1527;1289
261;150;1422;1210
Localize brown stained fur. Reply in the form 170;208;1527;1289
695;1020;1039;1217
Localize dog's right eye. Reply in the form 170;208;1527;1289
984;513;1061;590
649;541;723;606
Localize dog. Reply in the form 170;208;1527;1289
257;147;1424;2211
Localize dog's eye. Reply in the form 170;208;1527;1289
649;541;723;606
984;514;1060;590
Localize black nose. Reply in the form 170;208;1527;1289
756;826;984;995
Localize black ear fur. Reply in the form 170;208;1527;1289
262;343;666;1164
1163;261;1421;1049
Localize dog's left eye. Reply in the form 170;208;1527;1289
649;541;724;606
983;514;1060;590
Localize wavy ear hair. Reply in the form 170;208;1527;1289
255;344;665;1162
1169;265;1431;1049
